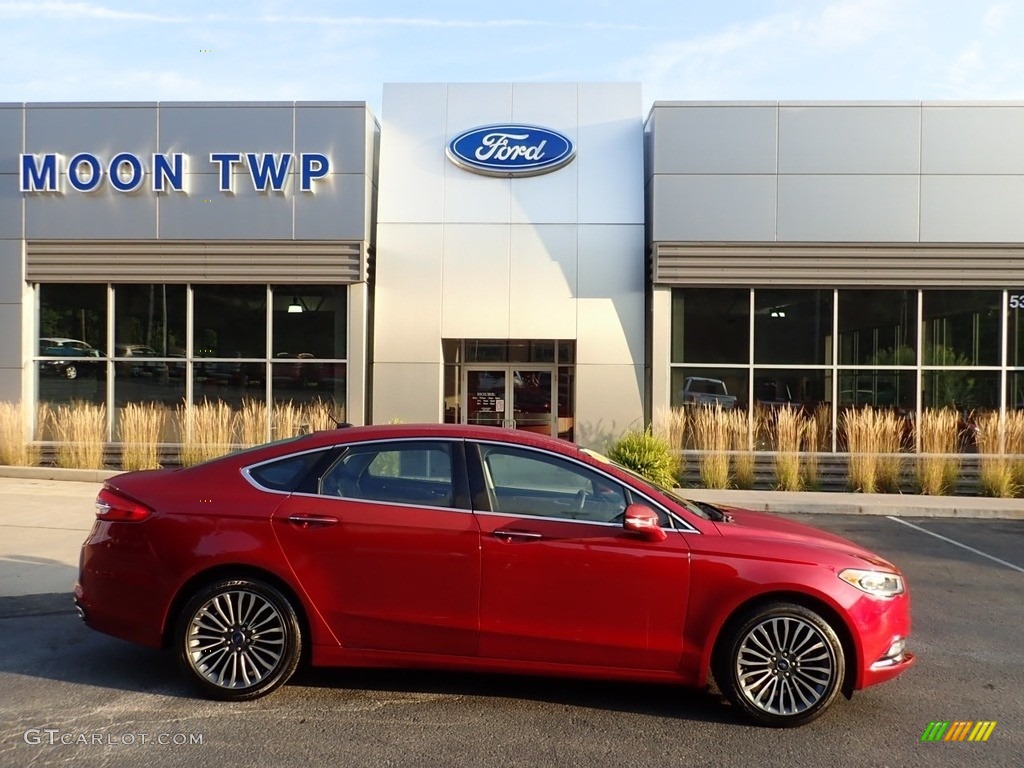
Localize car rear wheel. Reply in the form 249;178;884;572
715;603;845;727
176;578;302;701
64;364;78;380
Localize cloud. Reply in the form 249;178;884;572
0;1;187;22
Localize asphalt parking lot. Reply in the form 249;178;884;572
0;482;1021;767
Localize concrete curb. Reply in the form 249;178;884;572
0;466;122;483
684;488;1024;520
1;466;1023;519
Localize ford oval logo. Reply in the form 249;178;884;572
446;124;576;177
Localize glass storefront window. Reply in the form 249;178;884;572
837;369;915;410
753;368;831;409
838;289;916;366
271;285;347;359
754;289;833;365
37;284;108;412
33;282;349;446
193;285;267;359
39;284;107;354
923;290;1000;367
114;284;186;358
671;288;749;364
670;367;749;410
922;369;999;411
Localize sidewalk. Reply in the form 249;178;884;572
1;470;1022;598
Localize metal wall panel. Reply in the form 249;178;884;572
653;243;1024;286
0;240;23;302
0;106;23;175
508;224;577;339
157;104;293;157
26;240;363;283
0;175;22;239
377;84;447;224
26;187;159;240
778;105;920;174
922;105;1024;174
648;104;777;175
921;175;1024;242
652;174;776;242
778;175;919;241
372;223;444;364
295;104;375;176
0;302;20;366
578;83;644;225
25;105;158;163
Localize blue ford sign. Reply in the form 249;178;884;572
446;124;576;177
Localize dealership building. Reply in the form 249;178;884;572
2;85;1024;450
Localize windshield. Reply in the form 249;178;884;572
580;448;722;521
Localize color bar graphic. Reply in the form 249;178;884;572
920;721;996;742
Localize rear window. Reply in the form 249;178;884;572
247;450;326;492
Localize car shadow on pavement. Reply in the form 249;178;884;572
291;666;747;726
0;595;194;698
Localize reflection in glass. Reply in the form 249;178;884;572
923;290;1000;367
837;369;915;410
114;284;186;357
671;288;749;364
39;284;107;355
838;289;916;366
922;369;999;410
670;368;748;410
753;368;831;408
271;285;346;359
193;285;267;359
755;289;833;365
466;370;505;427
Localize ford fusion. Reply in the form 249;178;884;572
75;424;913;727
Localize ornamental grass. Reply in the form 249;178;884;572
692;405;730;489
915;408;961;496
52;401;107;469
118;402;167;471
179;399;234;466
773;407;803;492
0;401;41;466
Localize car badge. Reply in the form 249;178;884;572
446;124;576;177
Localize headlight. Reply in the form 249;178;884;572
838;568;905;598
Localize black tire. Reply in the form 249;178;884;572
714;602;845;727
176;578;302;701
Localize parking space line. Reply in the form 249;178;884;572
886;516;1024;574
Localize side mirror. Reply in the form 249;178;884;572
623;503;667;542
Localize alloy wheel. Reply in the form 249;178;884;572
734;614;836;717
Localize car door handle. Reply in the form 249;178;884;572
492;529;543;541
286;514;339;528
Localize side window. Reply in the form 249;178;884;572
248;450;326;492
320;441;454;508
480;445;627;523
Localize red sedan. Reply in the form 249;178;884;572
75;424;913;727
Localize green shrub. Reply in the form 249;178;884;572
607;429;680;488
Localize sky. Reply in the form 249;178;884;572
1;0;1023;115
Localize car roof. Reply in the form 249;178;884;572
234;423;587;465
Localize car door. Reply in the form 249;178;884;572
271;438;481;656
470;441;691;671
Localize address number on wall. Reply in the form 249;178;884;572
1010;295;1024;309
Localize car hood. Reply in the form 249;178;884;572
708;505;896;569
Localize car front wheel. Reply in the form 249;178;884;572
176;578;302;701
715;603;845;727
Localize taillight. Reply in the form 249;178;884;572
95;487;153;522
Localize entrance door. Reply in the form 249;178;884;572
464;366;555;435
